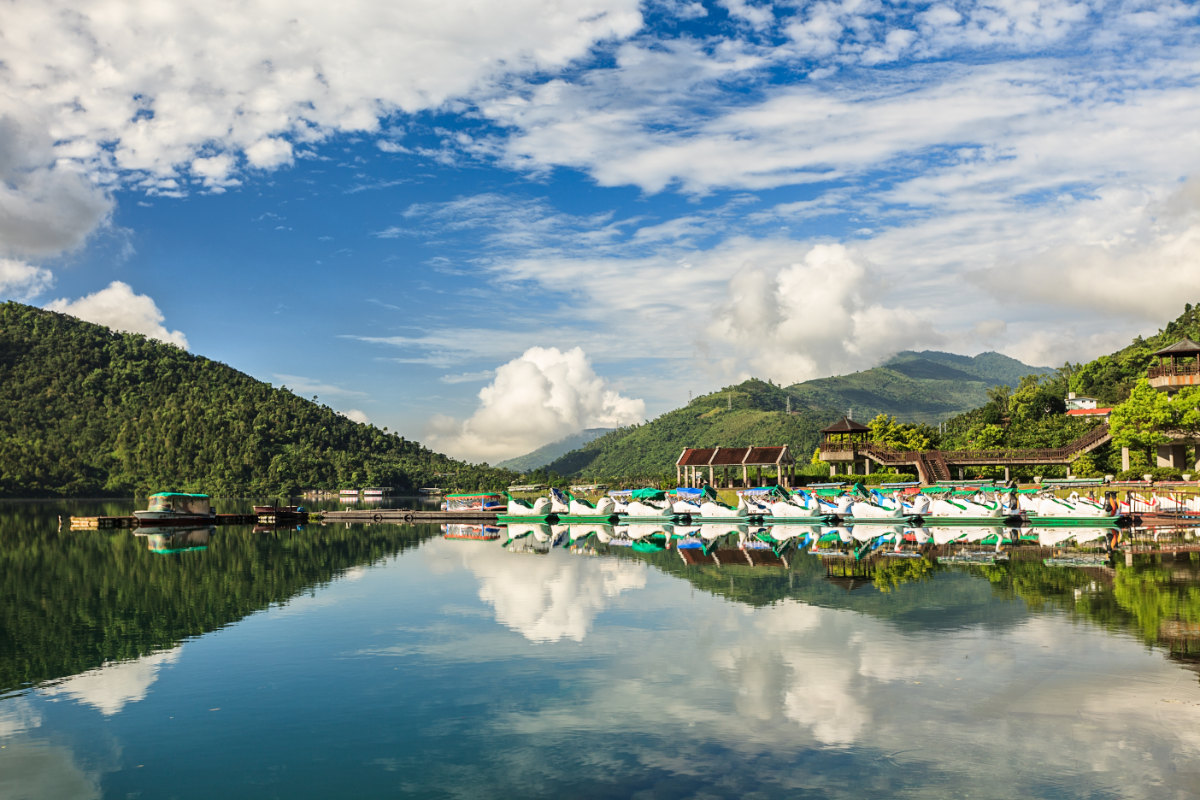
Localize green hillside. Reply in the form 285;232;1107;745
543;351;1051;480
787;350;1053;424
0;302;515;497
1070;303;1200;404
545;379;823;481
495;427;612;471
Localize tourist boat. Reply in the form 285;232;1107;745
442;492;505;511
253;504;306;522
339;488;360;497
133;492;217;525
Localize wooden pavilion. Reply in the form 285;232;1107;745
1148;337;1200;392
675;445;796;489
818;417;871;475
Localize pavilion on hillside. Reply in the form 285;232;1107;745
817;417;873;475
1148;337;1200;392
675;446;796;489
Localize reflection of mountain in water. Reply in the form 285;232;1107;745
0;506;434;694
589;526;1200;660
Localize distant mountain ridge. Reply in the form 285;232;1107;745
787;350;1054;424
538;350;1051;478
495;428;613;471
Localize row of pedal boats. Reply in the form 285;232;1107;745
503;486;1137;527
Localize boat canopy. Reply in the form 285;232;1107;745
631;488;666;501
736;487;781;497
146;493;212;514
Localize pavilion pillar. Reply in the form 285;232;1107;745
1157;443;1187;469
676;464;681;486
1122;447;1130;472
743;465;748;487
1004;466;1011;482
708;466;714;486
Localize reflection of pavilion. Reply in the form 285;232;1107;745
678;547;788;568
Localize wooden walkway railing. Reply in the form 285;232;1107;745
850;424;1112;483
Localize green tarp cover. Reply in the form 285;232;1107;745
814;488;845;497
631;488;666;501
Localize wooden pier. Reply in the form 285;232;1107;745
319;509;500;523
70;513;259;530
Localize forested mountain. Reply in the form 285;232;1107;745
0;303;515;497
786;350;1053;424
1070;303;1200;405
544;379;825;481
934;302;1200;479
495;427;612;471
542;351;1051;480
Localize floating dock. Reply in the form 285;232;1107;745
70;513;261;530
320;509;499;523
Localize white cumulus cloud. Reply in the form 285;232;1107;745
0;258;54;300
712;243;943;383
427;346;645;463
45;281;189;349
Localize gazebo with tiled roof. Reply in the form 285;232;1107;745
818;417;872;476
675;445;795;489
1148;337;1200;392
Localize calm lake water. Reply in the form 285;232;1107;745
3;500;1200;799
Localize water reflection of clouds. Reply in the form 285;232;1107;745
432;542;648;642
486;595;1200;797
0;698;98;800
38;646;181;716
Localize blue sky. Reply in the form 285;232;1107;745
2;0;1199;462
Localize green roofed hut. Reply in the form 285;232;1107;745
676;445;795;489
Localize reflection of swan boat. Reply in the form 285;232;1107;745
501;523;557;553
1043;552;1112;568
133;525;213;554
939;549;1009;565
442;523;503;541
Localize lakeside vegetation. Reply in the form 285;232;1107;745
0;504;435;693
0;303;516;497
3;300;1198;494
539;304;1200;484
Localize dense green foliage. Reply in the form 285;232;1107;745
495;427;612;471
544;351;1049;480
787;350;1054;425
0;503;437;692
1071;303;1200;405
0;303;516;496
545;379;825;482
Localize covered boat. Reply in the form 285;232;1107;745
443;493;505;511
134;492;216;524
